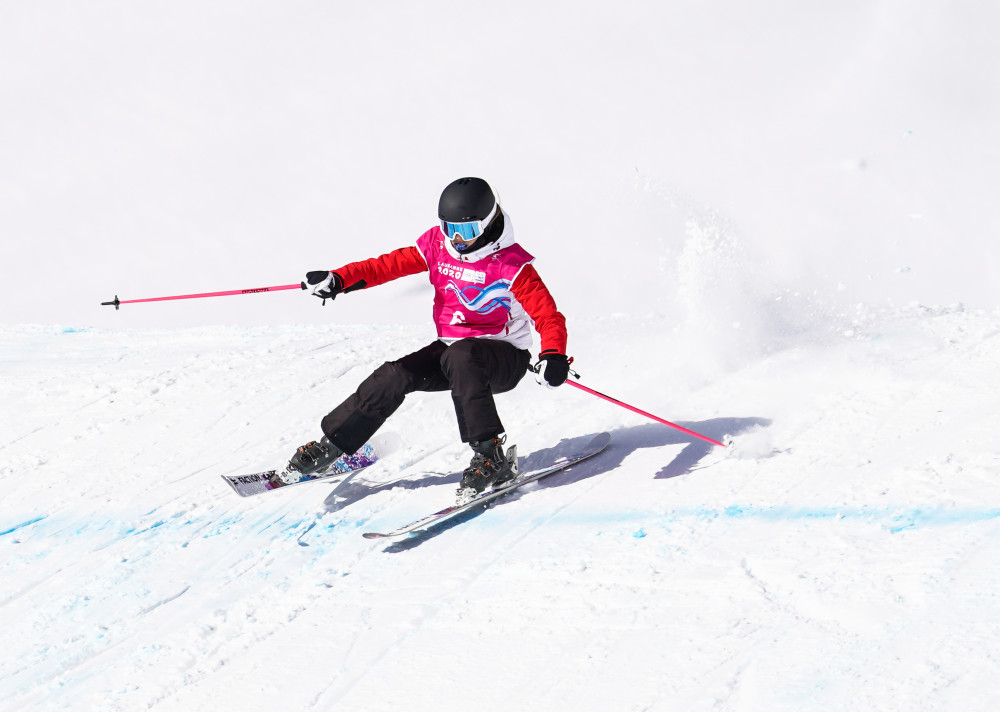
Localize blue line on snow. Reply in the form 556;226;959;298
668;505;1000;532
0;516;48;536
4;505;999;545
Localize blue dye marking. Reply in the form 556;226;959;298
0;516;48;536
129;521;166;536
672;505;1000;531
9;503;996;551
202;515;243;539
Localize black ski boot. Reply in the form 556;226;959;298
457;436;518;502
278;436;344;484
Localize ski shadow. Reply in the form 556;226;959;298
327;431;615;516
321;469;460;513
380;416;770;553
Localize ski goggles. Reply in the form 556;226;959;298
440;203;498;250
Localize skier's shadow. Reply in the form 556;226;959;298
525;416;770;487
380;415;770;553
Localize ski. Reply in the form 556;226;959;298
362;432;610;539
221;443;378;497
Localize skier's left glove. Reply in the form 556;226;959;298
305;271;343;304
533;352;570;388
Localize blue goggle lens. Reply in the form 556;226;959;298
442;220;482;244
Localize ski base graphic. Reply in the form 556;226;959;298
222;444;378;497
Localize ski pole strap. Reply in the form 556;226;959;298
564;378;727;448
101;282;306;309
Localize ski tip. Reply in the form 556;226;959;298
362;532;387;539
593;431;612;448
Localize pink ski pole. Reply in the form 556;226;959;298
101;282;306;309
566;379;727;448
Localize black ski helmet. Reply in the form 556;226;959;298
438;177;496;223
437;177;504;254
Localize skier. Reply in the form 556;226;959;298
285;177;570;501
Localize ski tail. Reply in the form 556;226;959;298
222;443;378;497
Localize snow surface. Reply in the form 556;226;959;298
3;1;1000;711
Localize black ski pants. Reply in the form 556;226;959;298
321;338;531;454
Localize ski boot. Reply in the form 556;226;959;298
275;436;344;484
456;436;519;503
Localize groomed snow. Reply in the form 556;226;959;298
2;1;1000;710
3;306;999;711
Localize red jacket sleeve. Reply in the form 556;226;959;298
332;246;428;291
511;264;568;356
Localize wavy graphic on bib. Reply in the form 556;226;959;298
444;279;512;315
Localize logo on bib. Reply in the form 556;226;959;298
450;311;466;325
461;268;487;284
437;263;486;284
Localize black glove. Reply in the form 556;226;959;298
534;352;570;388
305;271;343;304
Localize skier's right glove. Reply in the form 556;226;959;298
305;271;343;305
533;352;570;388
